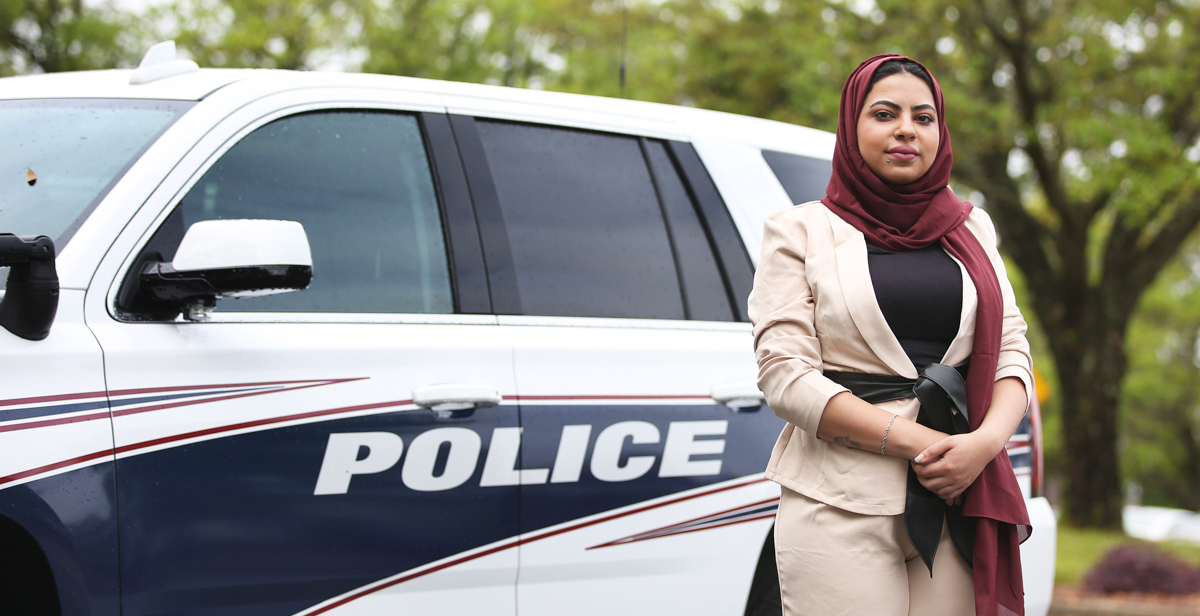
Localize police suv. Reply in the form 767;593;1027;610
0;42;1056;616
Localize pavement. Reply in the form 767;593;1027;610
1050;588;1200;616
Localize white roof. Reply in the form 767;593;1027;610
0;67;834;158
0;68;252;101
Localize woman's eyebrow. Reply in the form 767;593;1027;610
867;100;937;113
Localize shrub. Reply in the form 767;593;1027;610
1084;543;1200;595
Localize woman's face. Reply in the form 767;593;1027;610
856;72;939;185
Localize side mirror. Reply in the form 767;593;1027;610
140;219;313;321
0;234;59;340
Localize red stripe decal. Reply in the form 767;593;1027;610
587;497;780;549
108;378;367;398
0;411;112;434
0;450;113;486
591;513;779;549
112;379;368;418
304;477;769;615
0;380;368;431
4;397;413;487
0;391;107;408
519;478;769;548
115;399;414;455
306;538;523;615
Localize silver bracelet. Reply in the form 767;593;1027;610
881;413;897;455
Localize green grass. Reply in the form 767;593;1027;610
1056;525;1200;586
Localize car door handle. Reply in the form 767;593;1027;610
711;382;765;412
412;383;503;416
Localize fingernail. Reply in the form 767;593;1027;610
914;454;925;464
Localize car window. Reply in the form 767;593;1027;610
0;100;190;248
0;99;191;291
474;120;685;320
642;140;733;322
152;110;453;314
761;149;833;206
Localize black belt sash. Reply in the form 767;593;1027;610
824;364;974;575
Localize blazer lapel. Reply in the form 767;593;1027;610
824;208;918;378
941;249;977;367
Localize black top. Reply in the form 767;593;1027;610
866;243;963;369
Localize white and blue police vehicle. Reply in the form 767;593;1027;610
0;41;1056;616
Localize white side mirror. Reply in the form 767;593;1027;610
140;219;314;321
173;219;312;272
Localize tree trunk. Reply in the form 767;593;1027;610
1054;316;1127;530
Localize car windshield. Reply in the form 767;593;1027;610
0;99;193;249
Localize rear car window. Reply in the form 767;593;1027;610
761;149;833;206
474;120;687;320
642;140;733;322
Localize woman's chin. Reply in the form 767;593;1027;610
879;172;924;186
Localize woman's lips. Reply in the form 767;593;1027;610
887;146;918;161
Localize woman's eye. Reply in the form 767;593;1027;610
874;110;893;120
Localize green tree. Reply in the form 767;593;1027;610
144;0;357;70
884;0;1200;530
1121;242;1200;510
671;1;850;128
0;0;132;74
358;0;681;98
662;0;1200;530
359;0;545;84
532;0;688;101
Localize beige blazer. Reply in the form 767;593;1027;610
748;201;1034;516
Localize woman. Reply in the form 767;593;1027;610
748;55;1034;616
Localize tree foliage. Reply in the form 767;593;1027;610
0;0;132;74
660;0;1200;529
359;0;550;84
1122;243;1200;511
863;0;1200;529
140;0;355;70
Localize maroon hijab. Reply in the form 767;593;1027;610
822;54;1032;616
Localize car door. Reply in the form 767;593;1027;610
86;92;520;616
445;112;786;616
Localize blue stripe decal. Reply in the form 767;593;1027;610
108;387;275;409
0;400;110;422
695;503;778;526
0;387;279;424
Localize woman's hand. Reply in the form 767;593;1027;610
910;377;1028;505
911;431;1005;505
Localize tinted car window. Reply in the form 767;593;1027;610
761;150;833;206
171;110;452;314
474;120;684;320
642;140;733;322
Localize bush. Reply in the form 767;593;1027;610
1084;543;1200;595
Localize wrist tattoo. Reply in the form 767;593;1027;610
834;435;863;449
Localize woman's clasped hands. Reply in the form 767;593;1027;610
911;430;1007;506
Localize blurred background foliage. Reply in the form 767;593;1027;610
2;0;1200;529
